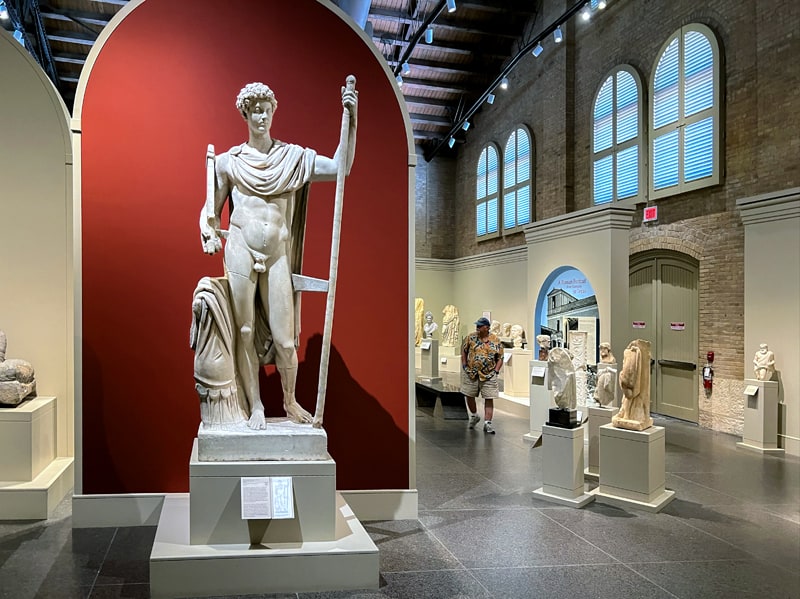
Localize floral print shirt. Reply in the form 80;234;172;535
462;333;504;381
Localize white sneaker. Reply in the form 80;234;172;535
483;421;495;434
469;414;480;429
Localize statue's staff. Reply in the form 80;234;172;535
314;75;357;428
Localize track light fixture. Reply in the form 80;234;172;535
462;121;471;131
402;61;411;75
448;136;456;148
446;0;456;13
425;25;433;44
0;1;9;22
598;0;607;8
486;93;495;105
500;77;509;90
532;42;543;57
581;4;591;20
395;74;403;86
554;26;563;43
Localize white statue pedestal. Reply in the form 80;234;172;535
584;405;619;481
438;344;461;373
533;424;595;508
523;360;553;443
590;424;675;512
503;349;532;398
150;439;379;597
419;339;441;383
198;419;329;462
0;396;73;519
737;379;784;454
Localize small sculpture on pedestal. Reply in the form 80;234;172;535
599;342;615;364
441;305;460;347
547;347;578;428
489;320;501;336
536;334;551;361
423;311;438;339
510;324;526;348
0;330;37;406
753;343;776;381
414;298;425;347
612;339;653;431
501;322;512;338
593;367;616;407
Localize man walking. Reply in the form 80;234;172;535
461;317;504;434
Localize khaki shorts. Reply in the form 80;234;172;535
460;369;499;399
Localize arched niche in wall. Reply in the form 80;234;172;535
73;0;414;496
0;29;75;460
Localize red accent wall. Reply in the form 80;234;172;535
80;0;410;493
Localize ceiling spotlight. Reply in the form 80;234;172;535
448;136;456;148
425;25;433;44
402;61;411;75
500;77;509;90
0;1;9;22
395;74;403;86
554;26;563;43
532;42;543;57
462;121;471;131
446;0;456;13
598;0;607;8
486;93;495;105
582;4;592;20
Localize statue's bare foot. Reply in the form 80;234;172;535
247;408;267;430
284;400;312;424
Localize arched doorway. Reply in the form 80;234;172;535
629;251;699;422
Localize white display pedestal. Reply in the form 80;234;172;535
533;424;594;508
419;339;441;383
503;349;532;398
523;360;553;443
0;396;73;519
590;424;675;512
737;379;784;454
150;435;378;598
585;405;619;481
438;345;461;374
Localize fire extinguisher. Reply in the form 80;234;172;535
702;351;714;391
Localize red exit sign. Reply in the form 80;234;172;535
643;206;658;222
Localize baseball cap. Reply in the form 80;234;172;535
474;317;491;327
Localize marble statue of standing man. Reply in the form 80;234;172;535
199;82;357;430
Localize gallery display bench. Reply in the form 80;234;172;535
415;373;467;420
737;379;784;454
533;424;594;508
0;396;73;519
150;435;378;598
590;424;675;512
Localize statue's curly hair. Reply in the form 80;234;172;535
235;82;277;117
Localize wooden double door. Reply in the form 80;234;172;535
629;252;699;422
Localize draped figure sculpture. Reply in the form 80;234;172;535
548;347;576;410
192;81;357;430
414;298;424;346
612;339;653;430
0;330;37;405
752;344;776;381
441;305;461;347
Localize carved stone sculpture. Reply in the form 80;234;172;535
490;320;501;336
536;334;551;361
510;324;525;348
548;347;576;410
753;343;776;381
0;330;37;406
414;298;424;347
501;322;512;338
441;305;461;347
423;311;438;339
593;366;616;407
193;81;357;430
599;342;615;364
612;339;653;431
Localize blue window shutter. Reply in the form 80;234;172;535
653;129;679;190
594;76;613;152
616;145;639;198
487;198;498;233
684;116;714;181
476;202;487;236
654;38;680;128
517;185;531;224
504;190;516;229
616;71;638;143
593;155;613;204
684;31;714;117
487;146;498;196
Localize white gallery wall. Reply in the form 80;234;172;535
0;29;75;459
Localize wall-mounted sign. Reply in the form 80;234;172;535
632;321;646;328
643;206;658;222
670;322;686;331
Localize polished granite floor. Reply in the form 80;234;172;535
1;408;798;599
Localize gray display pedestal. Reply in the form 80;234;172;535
523;360;552;443
533;424;594;508
737;379;784;454
419;339;441;383
597;362;620;406
504;349;532;398
590;424;675;512
150;436;378;598
584;405;619;481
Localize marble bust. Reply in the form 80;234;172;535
423;311;438;339
490;320;501;336
510;324;525;348
0;330;37;405
599;342;615;364
441;305;460;347
752;344;776;381
536;334;551;361
192;81;358;430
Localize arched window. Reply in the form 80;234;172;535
502;126;533;230
650;24;722;198
592;66;644;204
476;144;499;238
